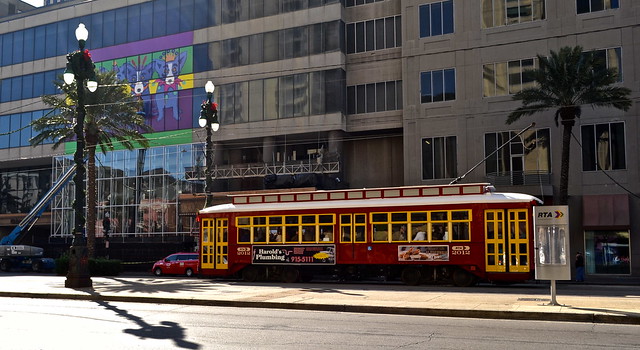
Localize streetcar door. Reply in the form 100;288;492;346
201;218;214;269
215;218;228;270
507;209;530;272
339;213;367;260
484;210;506;272
200;218;228;270
484;209;531;273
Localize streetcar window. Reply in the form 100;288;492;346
319;214;334;223
320;226;333;242
341;226;352;242
411;212;428;221
301;215;315;224
302;225;316;242
237;217;250;225
452;222;469;240
373;224;389;242
355;214;366;224
254;227;267;243
372;213;388;222
238;227;251;243
269;227;282;243
341;215;351;224
431;223;448;241
253;217;266;225
411;223;428;242
269;216;282;225
392;224;408;242
391;212;407;222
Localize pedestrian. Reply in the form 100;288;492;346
575;251;585;282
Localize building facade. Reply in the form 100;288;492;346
0;0;637;278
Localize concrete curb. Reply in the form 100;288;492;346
3;291;639;325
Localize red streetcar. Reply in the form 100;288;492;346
196;183;541;286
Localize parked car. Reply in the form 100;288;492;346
152;252;199;277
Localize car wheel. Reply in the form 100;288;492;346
153;267;162;276
185;268;194;277
32;260;43;273
0;259;10;272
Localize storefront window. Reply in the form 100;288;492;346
585;230;630;274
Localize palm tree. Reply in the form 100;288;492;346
507;46;632;205
31;71;153;258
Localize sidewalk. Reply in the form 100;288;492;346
1;274;639;325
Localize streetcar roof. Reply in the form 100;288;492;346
199;191;541;214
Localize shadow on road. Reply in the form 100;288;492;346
94;298;201;349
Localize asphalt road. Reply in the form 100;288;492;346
1;297;639;350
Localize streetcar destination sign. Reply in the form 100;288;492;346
252;245;336;265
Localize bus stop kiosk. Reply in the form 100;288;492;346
533;206;570;305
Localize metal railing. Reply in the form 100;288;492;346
486;171;551;186
186;161;340;180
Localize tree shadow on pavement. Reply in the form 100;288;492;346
95;298;201;349
95;277;223;295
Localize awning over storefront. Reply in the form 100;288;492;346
583;194;629;229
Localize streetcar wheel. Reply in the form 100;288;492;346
281;267;300;283
153;267;162;276
185;268;194;277
401;267;422;286
452;269;477;287
242;266;259;282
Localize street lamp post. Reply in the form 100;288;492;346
64;23;97;288
198;81;219;208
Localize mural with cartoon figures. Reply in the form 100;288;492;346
94;46;194;132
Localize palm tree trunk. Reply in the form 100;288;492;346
86;146;97;258
558;119;575;205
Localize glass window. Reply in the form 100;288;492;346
483;0;545;28
420;1;454;38
264;77;279;120
422;136;457;180
346;23;355;54
115;8;128;45
22;74;33;100
249;80;264;122
385;17;395;48
581;122;626;171
577;0;619;14
102;10;116;48
355;22;365;53
140;2;154;40
179;0;195;33
127;5;141;42
12;31;23;65
585;230;630;274
310;71;325;115
365;20;375;52
34;27;46;60
249;34;264;64
153;0;168;38
263;31;279;62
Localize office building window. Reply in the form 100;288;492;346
420;69;455;103
422;136;457;180
484;128;550;183
577;0;619;14
346;80;402;114
581;122;626;171
483;58;537;97
591;47;623;82
345;0;385;7
346;16;401;54
482;0;545;28
419;0;454;38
